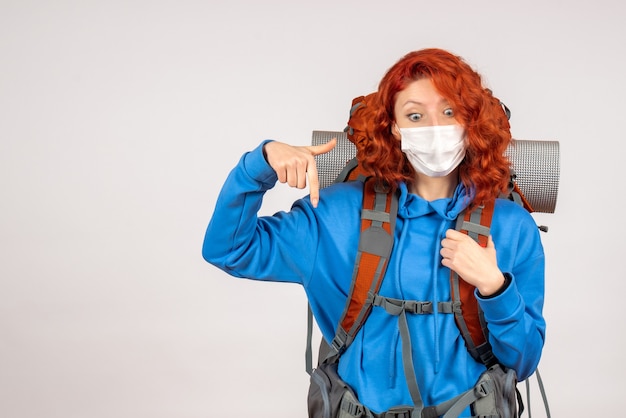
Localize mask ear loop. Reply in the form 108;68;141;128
486;87;511;120
500;101;511;120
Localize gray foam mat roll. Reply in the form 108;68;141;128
312;131;559;213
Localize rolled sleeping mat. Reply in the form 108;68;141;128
311;130;560;214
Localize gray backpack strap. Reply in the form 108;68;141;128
333;157;361;184
370;295;425;414
524;368;552;418
397;308;424;414
305;304;315;375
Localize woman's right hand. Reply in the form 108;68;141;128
263;138;337;208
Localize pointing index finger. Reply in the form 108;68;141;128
306;138;335;208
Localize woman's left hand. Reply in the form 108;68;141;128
440;229;505;296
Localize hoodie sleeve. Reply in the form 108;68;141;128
201;140;318;284
477;199;547;380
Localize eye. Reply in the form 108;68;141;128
408;113;422;122
443;108;455;117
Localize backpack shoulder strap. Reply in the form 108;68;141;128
306;178;397;372
451;200;498;367
323;179;397;365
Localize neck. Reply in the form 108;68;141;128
410;170;459;201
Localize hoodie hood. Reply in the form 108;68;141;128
396;181;472;221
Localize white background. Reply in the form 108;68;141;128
1;0;624;416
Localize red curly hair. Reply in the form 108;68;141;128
354;48;512;207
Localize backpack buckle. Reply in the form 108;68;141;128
407;301;433;314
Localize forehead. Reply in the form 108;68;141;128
395;78;449;108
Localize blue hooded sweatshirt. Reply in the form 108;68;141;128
202;141;546;414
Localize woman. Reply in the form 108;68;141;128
202;48;545;416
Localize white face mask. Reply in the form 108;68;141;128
399;124;466;177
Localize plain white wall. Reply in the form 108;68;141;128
1;0;624;416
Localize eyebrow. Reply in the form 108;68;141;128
402;98;451;107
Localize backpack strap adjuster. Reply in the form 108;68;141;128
341;399;365;417
382;406;414;418
474;379;495;398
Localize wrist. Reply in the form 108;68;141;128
478;272;511;298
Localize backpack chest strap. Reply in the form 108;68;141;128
370;294;460;316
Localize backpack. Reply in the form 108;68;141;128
306;93;559;417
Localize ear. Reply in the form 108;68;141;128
391;123;401;140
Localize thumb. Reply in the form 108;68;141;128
487;235;496;250
308;137;337;156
